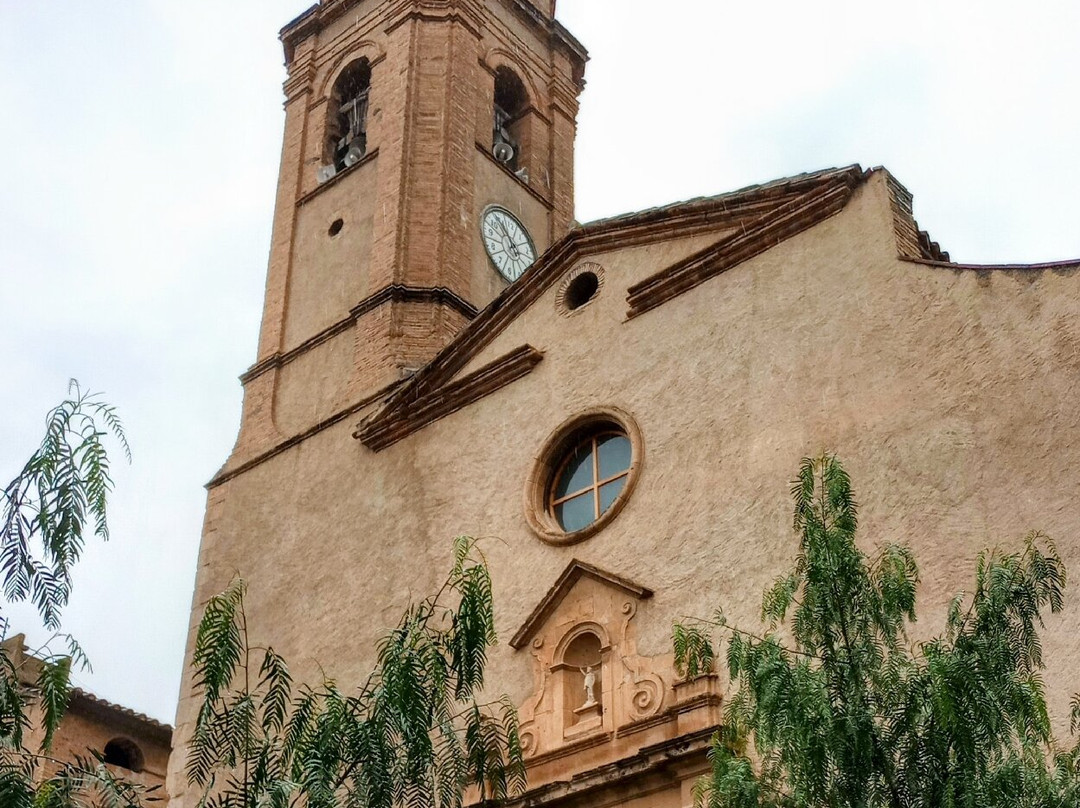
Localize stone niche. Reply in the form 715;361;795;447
510;560;722;788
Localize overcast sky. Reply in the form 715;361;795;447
1;1;1078;725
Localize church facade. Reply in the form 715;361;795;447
168;1;1080;805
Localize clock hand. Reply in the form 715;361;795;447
499;222;523;258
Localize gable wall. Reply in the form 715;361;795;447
396;168;1080;717
170;171;1080;800
458;227;731;379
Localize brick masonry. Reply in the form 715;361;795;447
2;636;171;802
226;0;584;471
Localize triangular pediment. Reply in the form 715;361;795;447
509;559;653;650
509;560;697;765
356;166;871;451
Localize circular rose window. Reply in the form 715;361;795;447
525;409;643;545
551;432;631;532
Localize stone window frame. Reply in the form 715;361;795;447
524;408;644;546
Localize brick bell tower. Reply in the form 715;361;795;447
230;0;587;467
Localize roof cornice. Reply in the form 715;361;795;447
626;169;864;318
356;344;544;450
279;0;587;76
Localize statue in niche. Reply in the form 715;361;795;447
579;665;598;707
563;633;603;728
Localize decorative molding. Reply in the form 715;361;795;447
548;21;589;76
283;58;318;103
279;4;321;66
350;284;479;321
239;354;281;385
208;380;403;489
497;0;588;74
294;0;357;34
315;40;387;101
522;408;644;547
519;730;612;768
240;281;471;387
885;170;949;262
355;344;543;451
221;165;995;490
481;47;544;109
672;674;722;710
548;75;584;116
354;166;871;453
501;728;715;808
241;315;355;385
383;4;484;38
279;0;586;83
625;170;863;319
510;560;652;650
625;667;665;721
555;262;605;317
898;255;1080;273
511;560;664;762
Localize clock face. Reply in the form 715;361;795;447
481;206;537;282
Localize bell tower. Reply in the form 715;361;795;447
232;0;586;465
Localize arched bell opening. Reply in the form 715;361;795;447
326;58;372;171
492;66;529;172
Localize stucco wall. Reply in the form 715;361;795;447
170;171;1080;803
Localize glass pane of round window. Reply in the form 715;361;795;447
550;431;632;532
597;435;631;481
555;493;594;534
554;442;592;501
598;478;626;513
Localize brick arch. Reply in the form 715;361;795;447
104;736;145;773
481;47;543;110
317;40;386;101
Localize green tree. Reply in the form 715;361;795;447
674;454;1080;808
1;386;523;808
187;535;525;808
0;381;146;806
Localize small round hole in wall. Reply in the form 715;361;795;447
565;272;599;310
328;218;344;237
556;262;605;317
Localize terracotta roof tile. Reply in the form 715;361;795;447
576;165;867;231
69;688;173;738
